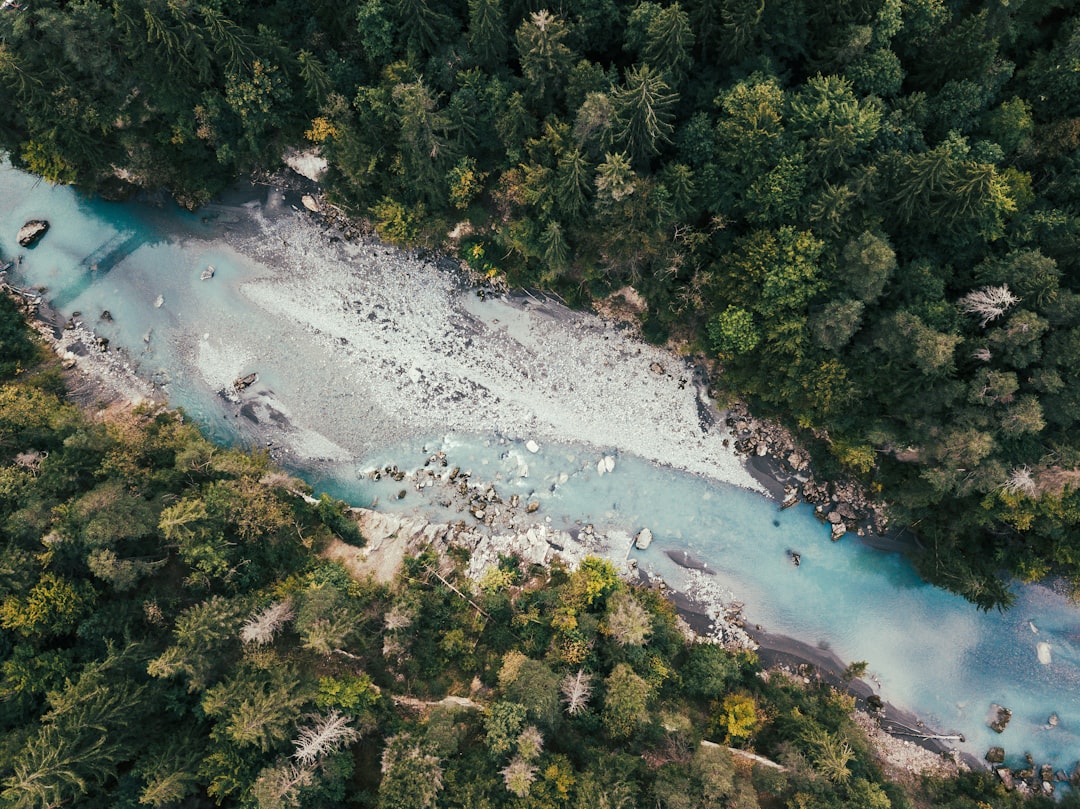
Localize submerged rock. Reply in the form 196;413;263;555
17;219;49;247
1037;641;1051;665
988;704;1012;734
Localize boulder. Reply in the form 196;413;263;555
830;522;847;541
234;372;258;390
635;528;653;550
986;747;1006;764
988;704;1012;734
996;768;1015;791
17;219;49;247
525;439;540;453
301;194;320;213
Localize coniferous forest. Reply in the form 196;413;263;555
4;1;1080;805
7;0;1080;608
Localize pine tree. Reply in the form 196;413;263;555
467;0;507;68
613;64;677;165
643;3;694;86
515;10;574;113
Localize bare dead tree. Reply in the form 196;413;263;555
292;710;360;768
957;285;1020;327
240;599;295;645
1000;466;1037;497
560;669;592;716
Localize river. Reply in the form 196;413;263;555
2;162;1078;774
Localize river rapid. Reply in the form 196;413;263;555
2;162;1079;775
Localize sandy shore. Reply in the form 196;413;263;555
203;200;764;494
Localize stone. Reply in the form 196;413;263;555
301;194;320;213
988;704;1012;734
1037;641;1051;664
826;511;843;524
603;456;615;473
597;458;606;476
1048;713;1058;727
526;501;539;513
525;439;540;453
756;442;769;456
986;747;1006;764
635;528;653;550
1041;764;1053;783
282;146;328;181
234;372;258;390
830;522;847;541
996;768;1015;791
16;219;49;247
154;294;165;308
649;361;664;374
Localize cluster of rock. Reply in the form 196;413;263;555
983;709;1075;796
724;402;889;540
987;748;1078;797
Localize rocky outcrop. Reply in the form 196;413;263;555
17;219;49;247
725;402;889;540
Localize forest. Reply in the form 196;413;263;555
1;3;1080;605
0;295;1066;809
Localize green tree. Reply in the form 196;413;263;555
838;231;896;304
787;74;882;176
613;64;677;165
515;11;574;114
0;572;96;640
601;663;650;739
379;734;444;809
468;0;508;68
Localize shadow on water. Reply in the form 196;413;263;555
49;230;151;310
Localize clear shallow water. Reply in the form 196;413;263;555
3;164;1079;772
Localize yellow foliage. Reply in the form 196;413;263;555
498;650;528;689
20;139;77;185
305;116;338;143
831;439;876;475
719;692;761;743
